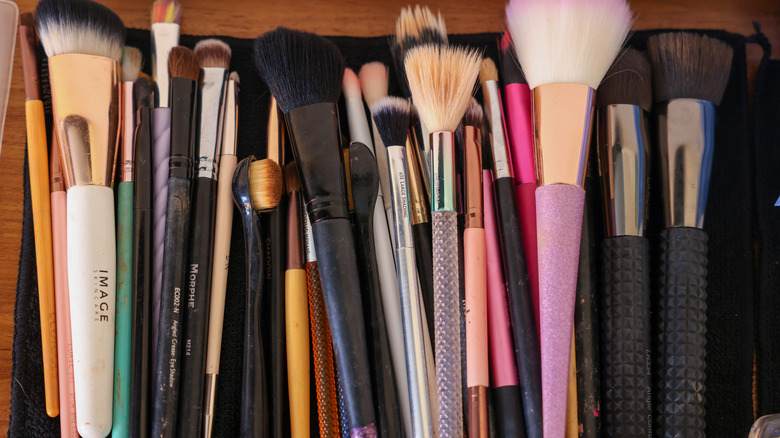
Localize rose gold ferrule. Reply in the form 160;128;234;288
49;129;65;193
18;23;39;101
267;97;285;166
464;125;483;229
48;54;121;189
468;386;488;438
405;131;429;225
121;82;135;182
533;83;595;188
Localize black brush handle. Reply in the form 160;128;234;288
177;177;217;438
656;227;708;438
152;176;192;438
311;217;376;433
492;176;542;438
412;221;434;342
493;385;527;438
600;235;651;438
130;207;152;438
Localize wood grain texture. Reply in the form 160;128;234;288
1;0;778;431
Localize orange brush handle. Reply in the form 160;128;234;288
286;268;310;437
566;333;579;438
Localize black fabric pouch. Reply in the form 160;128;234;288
9;29;756;437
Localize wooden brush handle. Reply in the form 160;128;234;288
286;268;310;438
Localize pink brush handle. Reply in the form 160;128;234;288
516;181;539;333
502;84;535;185
151;108;171;356
465;228;488;388
483;169;519;388
536;184;585;438
51;191;77;437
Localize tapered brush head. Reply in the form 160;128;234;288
122;47;142;82
194;38;231;69
596;48;653;111
284;161;301;195
342;68;362;100
134;77;153;108
249;158;283;211
404;44;482;132
168;46;200;81
35;0;125;61
456;97;483;146
370;96;411;147
253;27;345;114
505;0;633;89
479;57;499;85
498;31;527;85
358;62;389;106
152;0;181;24
395;5;448;52
647;32;733;105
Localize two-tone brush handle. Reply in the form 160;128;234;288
656;227;708;438
113;180;134;437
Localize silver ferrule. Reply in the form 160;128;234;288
482;80;514;180
387;145;414;249
203;374;217;438
196;68;229;180
151;22;179;108
121;81;135;182
597;104;650;237
431;131;456;212
657;98;716;229
303;207;316;263
346;97;374;152
220;75;239;157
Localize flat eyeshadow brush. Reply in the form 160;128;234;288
35;1;125;434
151;46;199;438
254;27;377;436
647;32;733;437
19;11;59;417
506;0;632;434
177;39;231;438
595;48;652;438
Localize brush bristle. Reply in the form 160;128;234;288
647;32;733;105
395;5;448;53
36;0;125;61
404;44;482;132
152;0;181;24
479;57;499;85
284;161;301;194
358;62;389;106
168;46;200;81
20;12;34;28
596;48;653;111
122;47;142;82
253;27;345;114
371;96;411;147
194;39;231;69
462;97;484;127
134;77;153;108
250;158;283;211
342;68;362;100
506;0;633;89
498;32;527;85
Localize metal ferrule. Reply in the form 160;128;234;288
387;145;414;249
482;80;514;180
346;97;373;150
657;98;716;229
221;76;239;157
196;68;229;180
49;130;65;193
597;104;650;237
409;110;432;196
48;54;121;189
121;81;135;182
150;22;179;108
431;131;456;212
203;374;218;438
464;125;483;229
267;98;285;166
287;190;304;270
303;207;316;263
405;132;430;225
533;83;595;188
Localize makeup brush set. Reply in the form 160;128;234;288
7;0;768;436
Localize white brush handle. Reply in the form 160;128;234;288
67;185;116;438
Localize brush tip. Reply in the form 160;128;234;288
597;48;653;111
20;12;34;28
462;97;484;127
479;57;498;84
498;32;527;85
152;0;181;24
229;71;240;83
194;38;232;69
250;158;283;211
371;96;411;147
133;77;153;108
283;161;301;194
358;61;389;106
168;46;200;81
122;46;143;82
35;0;126;61
342;68;362;100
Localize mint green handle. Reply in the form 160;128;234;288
113;181;134;437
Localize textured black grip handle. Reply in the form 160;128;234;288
412;221;434;343
600;235;651;438
657;227;708;438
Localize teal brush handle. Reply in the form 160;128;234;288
113;180;134;436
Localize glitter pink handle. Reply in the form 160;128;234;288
536;183;584;438
502;83;535;185
151;107;171;353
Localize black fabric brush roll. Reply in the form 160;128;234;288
10;28;755;438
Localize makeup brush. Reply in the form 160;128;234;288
594;48;652;438
254;27;377;436
130;77;154;438
405;43;482;437
204;71;239;438
506;0;632;435
19;11;59;418
372;96;433;437
647;32;733;438
36;0;125;434
151;46;199;438
177;38;231;438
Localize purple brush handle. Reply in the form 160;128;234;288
151;107;171;356
536;184;585;438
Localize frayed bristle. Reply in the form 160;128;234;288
647;32;733;105
134;77;153;108
152;0;181;24
168;46;199;81
498;33;527;85
506;0;633;89
597;48;652;111
36;0;125;61
371;96;411;147
253;27;345;113
194;38;231;69
479;57;498;85
250;158;283;211
284;162;301;194
358;62;389;106
20;12;34;28
342;68;362;100
404;44;482;132
122;47;142;82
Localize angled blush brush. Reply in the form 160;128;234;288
35;0;125;434
506;0;632;435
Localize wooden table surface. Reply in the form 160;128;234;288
1;0;778;432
